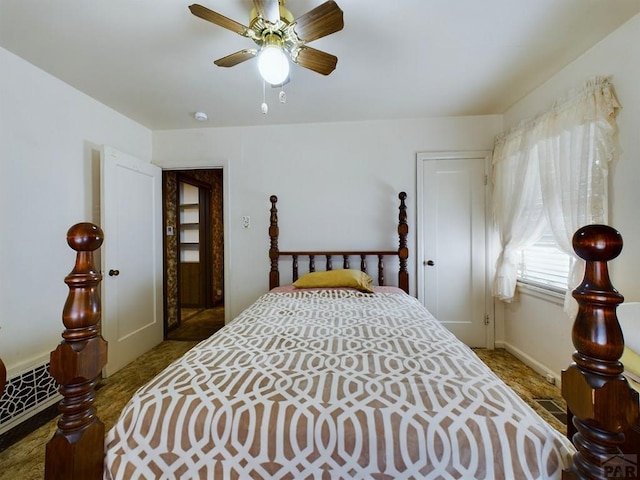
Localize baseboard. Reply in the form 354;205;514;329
495;341;562;388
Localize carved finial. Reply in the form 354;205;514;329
67;223;104;252
572;224;622;263
62;223;104;333
571;224;624;372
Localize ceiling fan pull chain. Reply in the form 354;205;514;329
261;79;269;114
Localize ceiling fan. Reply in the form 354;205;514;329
188;0;344;84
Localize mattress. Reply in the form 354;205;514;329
104;289;575;479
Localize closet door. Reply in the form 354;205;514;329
417;151;492;348
101;145;163;376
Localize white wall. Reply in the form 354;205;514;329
1;41;502;381
497;13;640;380
153;116;503;318
0;48;152;376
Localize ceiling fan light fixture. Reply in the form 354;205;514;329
189;0;344;91
258;44;290;85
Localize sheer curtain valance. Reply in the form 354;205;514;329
492;76;619;316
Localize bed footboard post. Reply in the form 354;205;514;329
269;195;280;290
562;225;639;480
45;223;107;480
398;192;409;294
0;358;5;399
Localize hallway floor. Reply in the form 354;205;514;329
168;306;226;341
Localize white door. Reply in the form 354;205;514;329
101;146;163;376
417;151;491;347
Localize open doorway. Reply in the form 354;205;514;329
162;169;225;341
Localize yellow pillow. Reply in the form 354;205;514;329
621;345;640;383
293;269;374;293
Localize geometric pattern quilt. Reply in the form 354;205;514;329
104;289;575;479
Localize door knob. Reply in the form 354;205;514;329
109;269;120;276
424;260;435;266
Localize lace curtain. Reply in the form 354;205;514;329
492;76;619;315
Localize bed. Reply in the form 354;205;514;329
40;193;639;479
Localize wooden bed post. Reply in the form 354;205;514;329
562;224;639;480
45;223;107;480
0;357;5;399
269;195;280;290
398;192;409;294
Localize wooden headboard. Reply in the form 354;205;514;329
268;192;409;294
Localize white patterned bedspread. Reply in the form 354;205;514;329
104;290;575;479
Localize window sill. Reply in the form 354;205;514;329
516;281;566;305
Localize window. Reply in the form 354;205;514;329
517;228;570;292
492;77;619;312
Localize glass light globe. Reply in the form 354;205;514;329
258;45;290;85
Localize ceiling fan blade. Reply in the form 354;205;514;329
252;0;280;24
294;46;338;75
214;49;258;67
189;4;250;36
294;1;344;43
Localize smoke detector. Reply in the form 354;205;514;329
194;112;208;121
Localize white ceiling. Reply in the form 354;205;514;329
2;0;639;130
